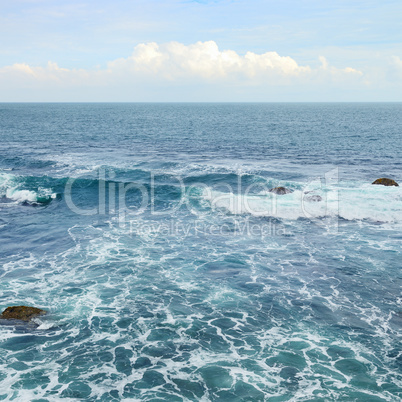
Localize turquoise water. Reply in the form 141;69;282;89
0;103;401;400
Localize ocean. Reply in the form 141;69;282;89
0;103;401;401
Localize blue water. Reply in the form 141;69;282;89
0;103;401;401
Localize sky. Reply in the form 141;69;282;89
0;0;401;101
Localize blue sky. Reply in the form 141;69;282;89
1;0;401;101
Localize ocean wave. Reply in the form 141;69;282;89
1;168;400;225
0;172;57;205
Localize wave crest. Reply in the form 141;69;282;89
0;172;57;205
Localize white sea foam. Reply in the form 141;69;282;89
0;172;56;204
202;181;402;223
1;175;401;399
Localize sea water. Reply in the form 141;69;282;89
0;103;401;400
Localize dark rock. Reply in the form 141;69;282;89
305;195;322;202
0;306;46;322
372;178;399;187
269;187;293;195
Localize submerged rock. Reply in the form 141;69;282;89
372;178;399;187
0;306;46;322
304;190;323;202
269;187;293;195
305;194;323;202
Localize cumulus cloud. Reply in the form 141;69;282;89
391;56;402;69
0;41;367;100
1;41;362;82
0;61;90;84
108;41;312;79
319;56;362;77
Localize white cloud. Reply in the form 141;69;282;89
0;61;93;87
108;41;311;80
391;55;402;69
0;41;368;100
319;56;362;76
4;63;36;76
1;41;362;82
